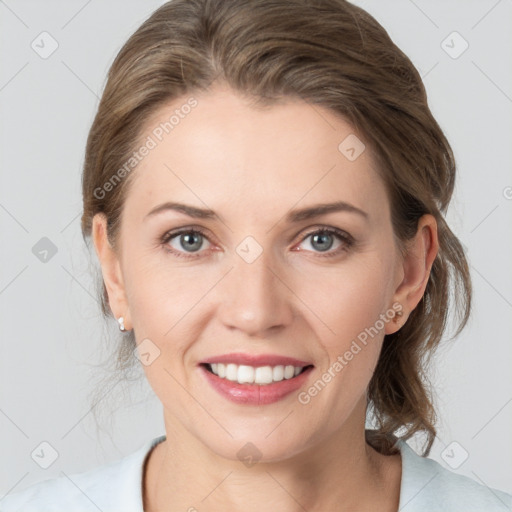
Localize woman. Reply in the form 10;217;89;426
2;0;511;510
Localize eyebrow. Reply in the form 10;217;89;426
144;200;369;223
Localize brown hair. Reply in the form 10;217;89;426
81;0;471;456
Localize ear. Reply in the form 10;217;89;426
92;213;132;330
385;214;439;335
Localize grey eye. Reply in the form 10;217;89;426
179;232;203;252
167;230;209;253
309;232;335;252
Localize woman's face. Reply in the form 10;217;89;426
95;83;416;462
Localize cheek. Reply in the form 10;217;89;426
122;248;200;334
124;239;396;349
296;254;396;410
122;257;205;407
296;255;395;349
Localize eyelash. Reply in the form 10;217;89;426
160;226;355;260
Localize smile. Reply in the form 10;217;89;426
199;354;315;405
204;363;311;385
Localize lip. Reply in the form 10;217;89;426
200;352;312;367
199;363;314;406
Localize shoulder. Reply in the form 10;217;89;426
0;435;166;512
397;439;512;511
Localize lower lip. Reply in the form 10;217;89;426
200;365;314;405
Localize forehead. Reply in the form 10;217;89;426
124;85;388;223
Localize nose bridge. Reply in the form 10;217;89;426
217;240;294;335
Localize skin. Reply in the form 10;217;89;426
93;82;438;512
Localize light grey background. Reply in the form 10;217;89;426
1;0;511;498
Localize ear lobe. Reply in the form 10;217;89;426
385;214;439;334
92;213;131;328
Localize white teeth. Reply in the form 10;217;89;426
284;365;295;379
272;365;284;382
226;363;238;381
237;365;254;384
255;366;273;384
207;362;307;385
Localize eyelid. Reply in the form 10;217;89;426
160;225;214;241
297;225;354;244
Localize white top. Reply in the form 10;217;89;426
1;434;511;511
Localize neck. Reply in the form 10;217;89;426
143;404;402;512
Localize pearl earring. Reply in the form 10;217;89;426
393;310;404;323
118;316;127;332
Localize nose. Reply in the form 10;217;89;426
216;247;295;337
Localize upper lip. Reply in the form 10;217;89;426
201;353;313;367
